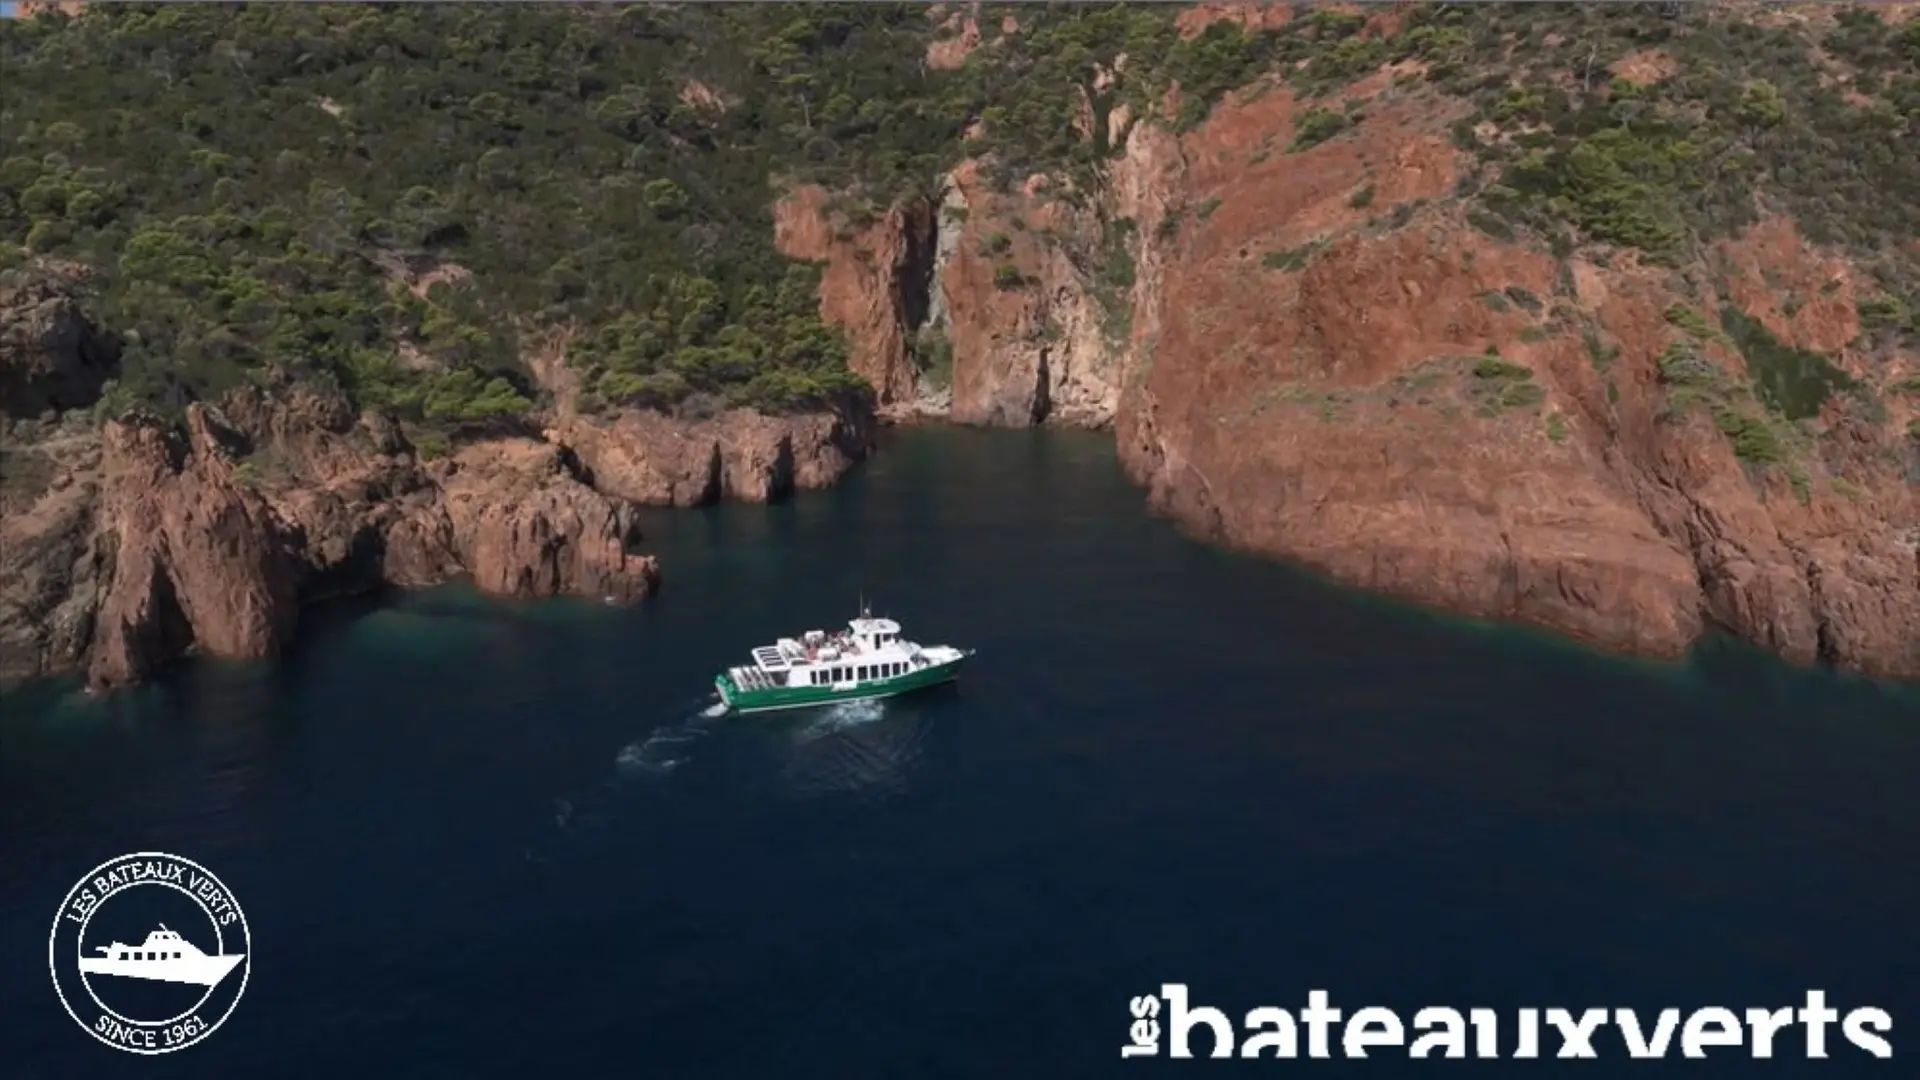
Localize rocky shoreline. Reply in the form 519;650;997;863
0;275;870;691
766;37;1920;682
6;5;1918;691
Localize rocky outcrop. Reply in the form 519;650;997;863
14;1;88;18
549;405;871;508
936;163;1125;427
0;416;107;684
2;377;660;691
4;291;872;689
385;439;657;603
86;408;301;687
1102;77;1920;678
773;186;933;410
785;62;1920;679
525;319;873;506
0;264;120;419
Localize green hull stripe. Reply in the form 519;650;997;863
716;656;968;714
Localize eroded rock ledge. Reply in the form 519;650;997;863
1;374;870;691
2;381;661;689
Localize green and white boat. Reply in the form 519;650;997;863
714;608;973;715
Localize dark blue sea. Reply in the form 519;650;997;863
2;427;1916;1077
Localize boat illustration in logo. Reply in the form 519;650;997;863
77;925;244;988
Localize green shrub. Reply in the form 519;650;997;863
1719;306;1857;420
1473;357;1533;381
1656;343;1721;388
1500;381;1546;409
1261;240;1325;272
1663;304;1718;341
1858;294;1911;331
1290;108;1349;151
1713;408;1784;465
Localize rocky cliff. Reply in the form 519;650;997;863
0;264;119;419
8;2;1915;686
779;3;1920;679
526;330;873;508
0;264;871;693
1;351;877;691
1;367;663;688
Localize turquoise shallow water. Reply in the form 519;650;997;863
1;426;1916;1077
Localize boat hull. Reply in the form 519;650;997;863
78;954;244;988
716;653;968;715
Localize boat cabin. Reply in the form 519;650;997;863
729;616;924;691
100;926;193;962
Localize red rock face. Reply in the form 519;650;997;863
87;407;302;688
6;321;873;687
0;263;119;418
786;68;1920;679
1115;83;1920;678
924;4;984;72
526;312;875;506
773;186;929;409
549;405;871;509
5;378;666;691
385;439;659;604
1175;1;1298;39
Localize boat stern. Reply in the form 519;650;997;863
713;671;737;709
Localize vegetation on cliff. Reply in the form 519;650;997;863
0;1;1335;430
4;2;1914;454
1;3;971;427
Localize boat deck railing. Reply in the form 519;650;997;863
733;666;782;691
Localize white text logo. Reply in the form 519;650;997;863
1123;985;1892;1060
